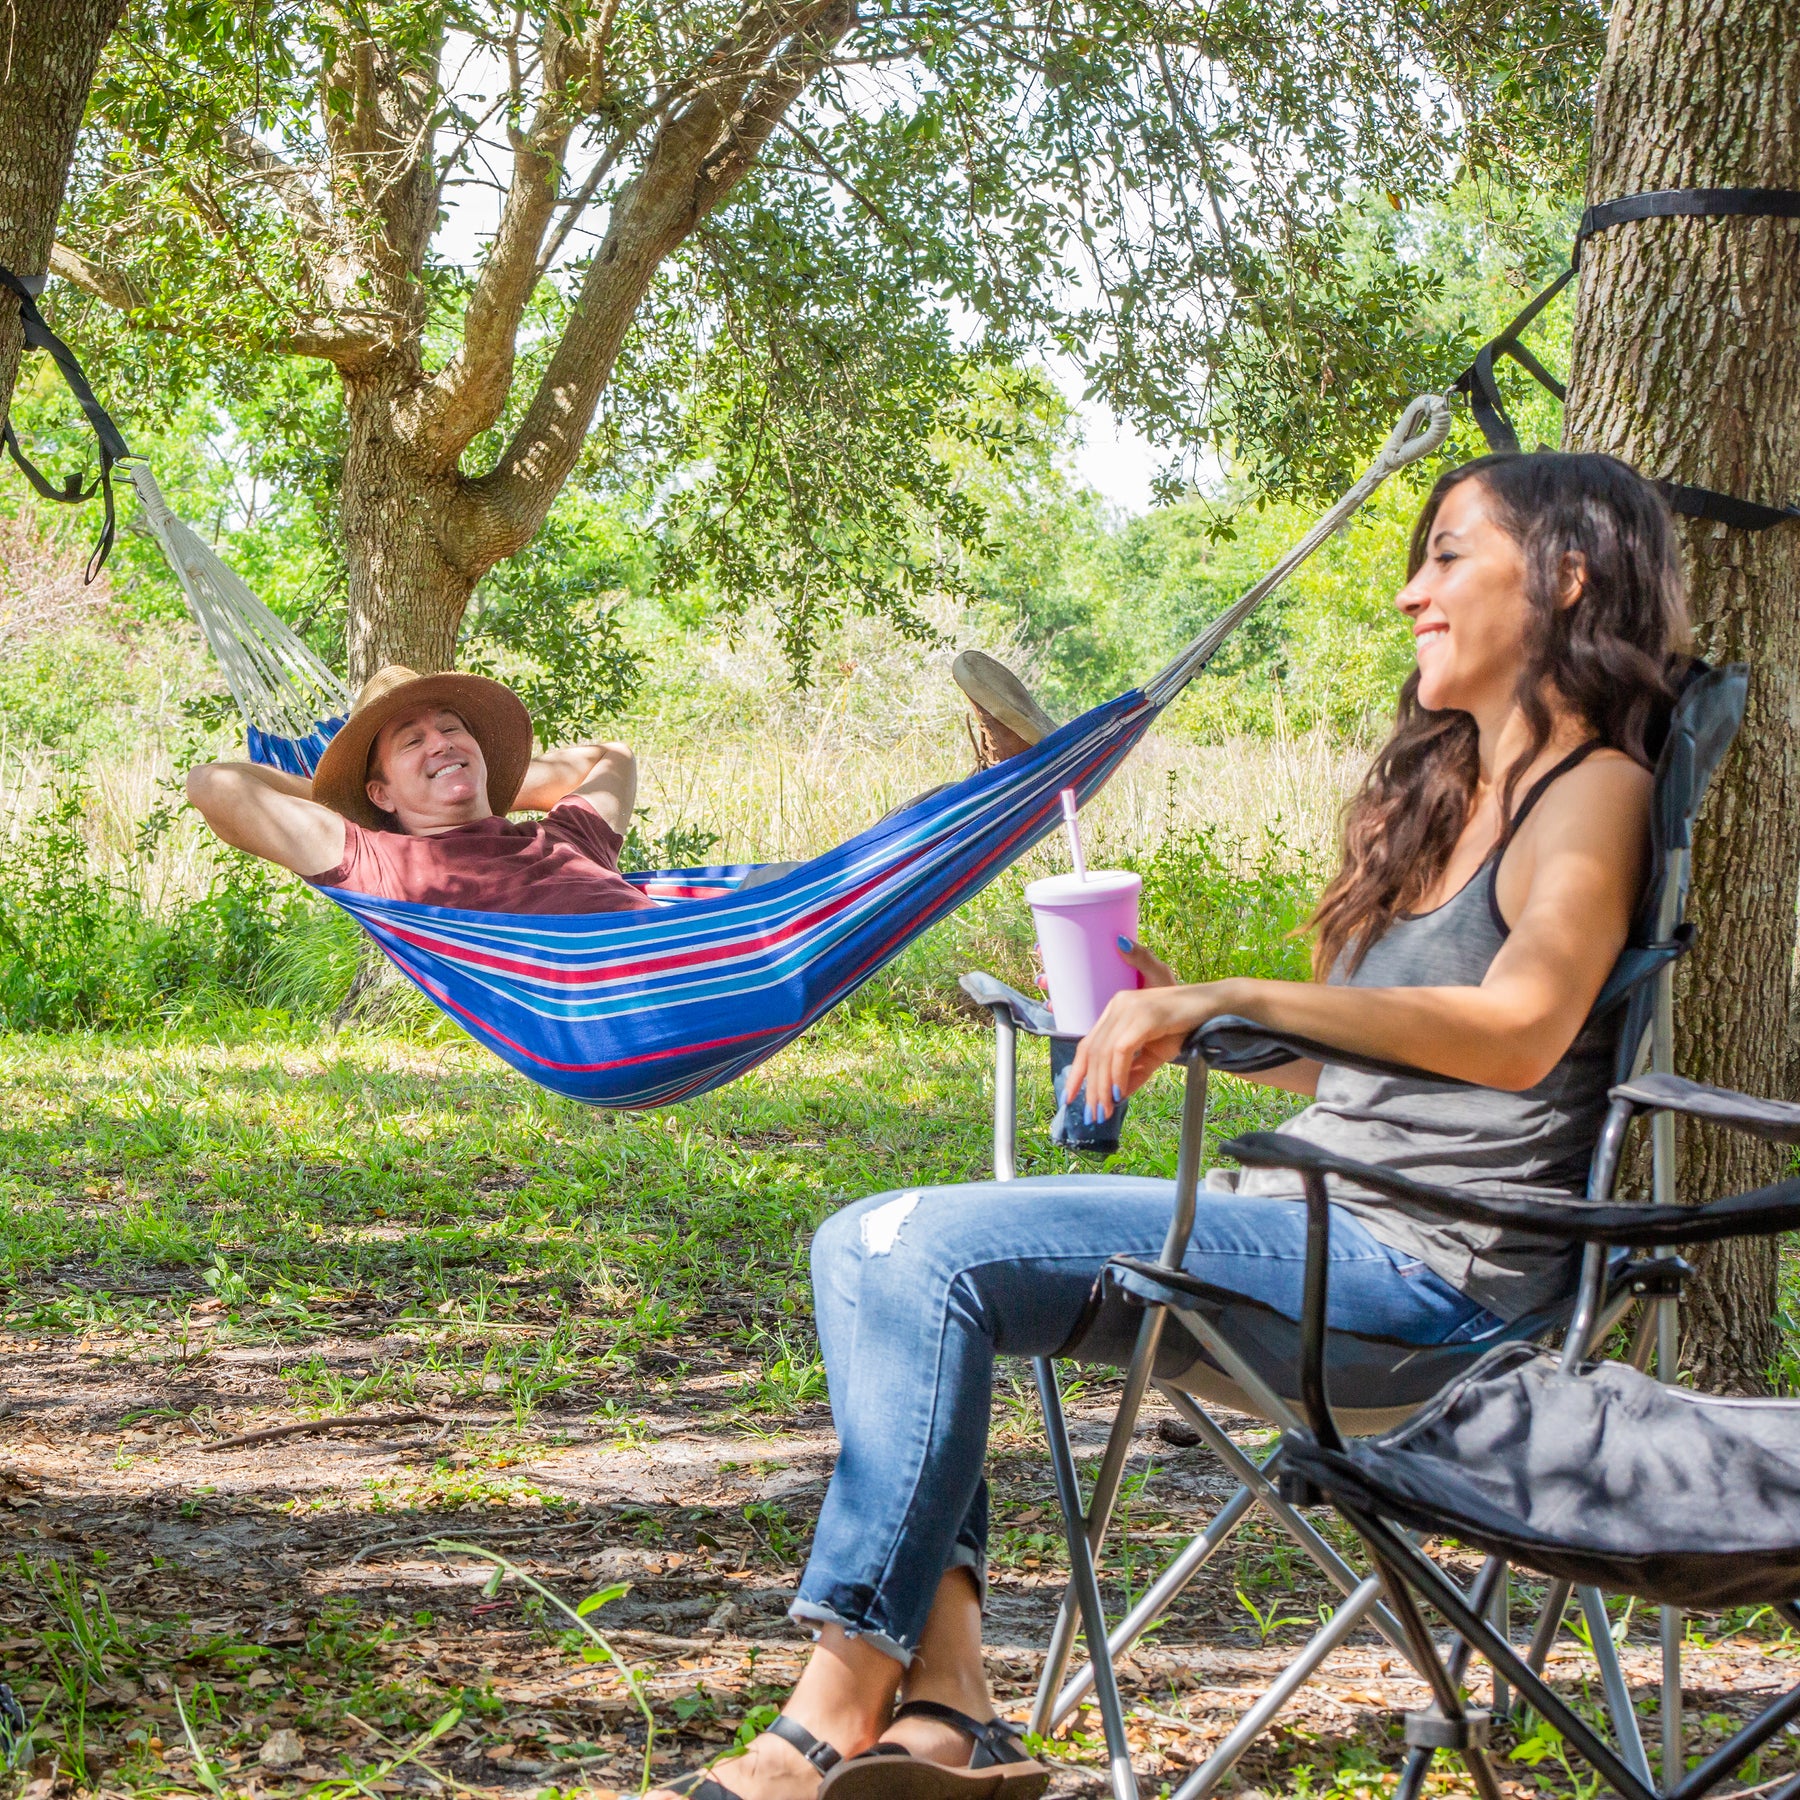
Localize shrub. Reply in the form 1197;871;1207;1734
1127;817;1324;987
0;783;351;1029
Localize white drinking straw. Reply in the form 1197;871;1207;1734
1059;787;1088;881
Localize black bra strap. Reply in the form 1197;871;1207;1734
1499;740;1605;851
1485;741;1605;937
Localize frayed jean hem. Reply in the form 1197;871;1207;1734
785;1599;913;1668
787;1545;988;1669
946;1541;987;1607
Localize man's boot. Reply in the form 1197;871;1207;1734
953;650;1059;768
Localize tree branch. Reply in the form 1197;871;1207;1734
217;122;333;242
48;241;144;314
395;22;596;468
49;240;388;369
455;0;859;570
783;122;917;251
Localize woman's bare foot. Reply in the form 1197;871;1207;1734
882;1569;999;1766
660;1726;839;1800
649;1626;901;1800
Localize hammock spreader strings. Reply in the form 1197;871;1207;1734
125;463;350;772
1456;186;1800;532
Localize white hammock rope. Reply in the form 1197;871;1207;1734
126;461;349;741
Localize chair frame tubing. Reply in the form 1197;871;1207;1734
1342;1505;1800;1800
994;1031;1668;1800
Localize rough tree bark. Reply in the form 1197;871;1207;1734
0;0;127;426
1563;0;1800;1392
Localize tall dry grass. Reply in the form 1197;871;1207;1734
625;607;1363;872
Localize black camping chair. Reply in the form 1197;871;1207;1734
1231;1086;1800;1800
958;663;1747;1800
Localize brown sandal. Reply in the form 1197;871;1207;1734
666;1714;860;1800
818;1702;1051;1800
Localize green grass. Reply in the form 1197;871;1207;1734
0;1006;1300;1795
5;1012;1799;1800
0;1006;1291;1372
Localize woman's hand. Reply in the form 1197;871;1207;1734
1119;935;1177;989
1066;971;1241;1123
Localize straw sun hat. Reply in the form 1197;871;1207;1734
311;665;534;831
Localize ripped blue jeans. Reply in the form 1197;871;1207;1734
788;1175;1502;1664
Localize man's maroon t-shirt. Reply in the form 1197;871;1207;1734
306;795;654;915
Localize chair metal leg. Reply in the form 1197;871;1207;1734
1169;1574;1390;1800
1161;1388;1417;1663
991;1011;1018;1181
1662;1603;1684;1790
1581;1586;1654;1787
1393;1557;1508;1800
1035;1356;1138;1800
1048;1481;1259;1726
1030;1305;1168;1735
1359;1533;1507;1800
1034;1060;1207;1737
1348;1510;1657;1800
1490;1568;1511;1718
1526;1578;1573;1676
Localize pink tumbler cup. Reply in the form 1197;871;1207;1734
1025;870;1143;1034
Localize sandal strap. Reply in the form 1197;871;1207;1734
770;1712;844;1773
665;1772;745;1800
889;1701;1031;1768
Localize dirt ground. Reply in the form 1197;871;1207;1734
5;1307;1795;1800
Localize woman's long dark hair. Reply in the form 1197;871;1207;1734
1310;452;1692;978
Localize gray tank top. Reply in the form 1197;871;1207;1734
1236;744;1616;1321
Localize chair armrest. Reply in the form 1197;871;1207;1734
1612;1072;1800;1144
1222;1127;1800;1246
958;971;1066;1038
1181;1016;1468;1085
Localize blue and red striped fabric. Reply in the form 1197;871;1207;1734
313;690;1160;1108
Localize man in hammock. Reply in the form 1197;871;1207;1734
184;654;1054;910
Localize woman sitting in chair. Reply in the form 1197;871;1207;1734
658;452;1692;1800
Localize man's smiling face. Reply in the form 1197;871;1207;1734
365;705;492;834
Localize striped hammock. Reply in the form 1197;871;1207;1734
132;397;1450;1109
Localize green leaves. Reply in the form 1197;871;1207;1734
59;0;1600;678
575;1582;629;1615
461;508;647;738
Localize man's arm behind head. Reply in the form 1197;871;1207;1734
185;762;348;880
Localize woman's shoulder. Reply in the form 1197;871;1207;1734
1513;745;1653;858
1544;745;1654;803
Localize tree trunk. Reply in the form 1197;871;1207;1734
1563;0;1800;1393
0;0;126;424
339;372;477;682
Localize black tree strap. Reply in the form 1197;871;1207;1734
1575;187;1800;267
1453;187;1800;531
0;264;135;580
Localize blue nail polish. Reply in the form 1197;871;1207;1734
1082;1102;1093;1124
1117;934;1134;951
1112;1083;1122;1103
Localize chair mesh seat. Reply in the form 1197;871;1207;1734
1287;1343;1800;1608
